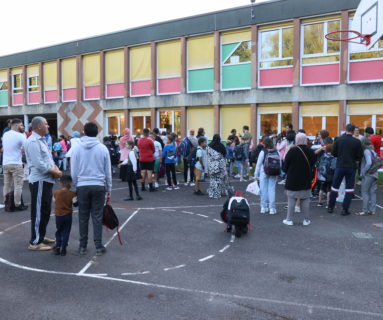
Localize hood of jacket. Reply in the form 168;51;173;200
80;136;100;149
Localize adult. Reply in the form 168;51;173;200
254;137;278;215
283;133;316;226
137;128;155;192
150;132;162;188
71;122;112;256
119;128;133;181
25;117;62;250
328;124;363;215
2;118;28;211
181;129;197;186
59;135;68;171
365;127;381;157
207;134;227;199
227;129;237;142
353;127;364;142
65;131;81;160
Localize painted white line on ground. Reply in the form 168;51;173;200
182;211;194;215
77;209;140;275
198;255;215;262
121;271;150;276
111;187;129;191
196;214;208;218
164;264;186;271
1;219;31;233
161;209;176;212
355;194;383;211
214;219;224;224
86;273;108;277
219;245;230;253
138;202;289;210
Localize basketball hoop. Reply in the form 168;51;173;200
325;30;372;46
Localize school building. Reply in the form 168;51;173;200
0;0;382;141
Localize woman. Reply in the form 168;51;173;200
197;128;209;179
255;137;279;214
356;138;377;216
59;135;68;171
283;132;316;226
207;134;227;199
119;128;133;181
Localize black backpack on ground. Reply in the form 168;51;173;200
228;196;250;227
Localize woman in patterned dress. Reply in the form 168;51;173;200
207;134;227;199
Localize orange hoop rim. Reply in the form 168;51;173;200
325;30;372;46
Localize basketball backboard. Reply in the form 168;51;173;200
350;0;383;50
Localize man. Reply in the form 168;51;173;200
241;125;252;179
2;118;27;211
365;127;381;157
353;127;364;141
137;128;155;192
71;122;112;256
24;117;62;251
328;124;363;215
181;129;197;186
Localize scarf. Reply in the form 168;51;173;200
119;128;133;149
208;134;226;156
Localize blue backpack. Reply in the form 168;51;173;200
178;138;192;157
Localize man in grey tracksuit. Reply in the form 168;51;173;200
70;122;112;256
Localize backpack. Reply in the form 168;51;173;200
178;138;192;158
249;144;264;164
228;196;250;227
187;146;198;163
367;150;383;174
318;154;336;182
263;149;281;176
53;142;62;153
102;204;122;245
166;147;176;161
234;144;244;161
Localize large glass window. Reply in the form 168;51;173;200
12;74;22;93
350;115;372;135
260;27;293;68
28;76;39;92
302;20;340;65
223;41;251;65
258;109;292;141
158;110;181;136
260;114;278;136
108;117;118;135
350;39;383;60
302;116;338;138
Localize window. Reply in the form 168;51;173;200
302;20;340;64
28;76;39;92
12;74;22;93
260;27;293;68
349;115;372;135
223;41;252;65
350;39;383;60
0;81;7;90
0;71;7;107
158;110;181;136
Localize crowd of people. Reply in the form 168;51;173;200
0;115;382;254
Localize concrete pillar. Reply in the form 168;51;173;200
292;102;299;131
124;47;129;98
39;62;44;104
151;42;157;96
76;55;83;102
214;31;220;91
251;103;257;142
57;59;62;103
7;68;12;107
339;100;347;134
180;106;187;138
340;11;349;84
181;37;187;94
251;25;258;89
293;18;301;87
24;115;29;132
151;108;156;130
214;105;220;135
123;109;129;129
100;51;105;100
22;65;27;106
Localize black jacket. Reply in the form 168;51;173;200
332;134;363;169
284;145;316;191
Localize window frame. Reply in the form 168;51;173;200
258;26;294;70
27;75;39;92
12;73;23;94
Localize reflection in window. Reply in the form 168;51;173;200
145;116;151;130
261;30;279;59
302;116;322;137
224;41;251;65
13;74;22;93
327;20;340;53
159;111;173;132
375;115;383;135
282;113;292;130
326;116;338;138
0;81;7;90
304;23;324;55
282;28;294;58
350;115;372;135
261;114;278;136
132;116;144;135
28;76;39;92
174;111;181;136
350;39;383;60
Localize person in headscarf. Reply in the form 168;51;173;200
207;134;227;199
119;128;133;181
283;132;316;226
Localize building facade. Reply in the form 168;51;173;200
0;0;382;141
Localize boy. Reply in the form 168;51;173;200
162;135;179;190
317;144;336;207
150;132;162;189
194;138;207;195
53;175;77;256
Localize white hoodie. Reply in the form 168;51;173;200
70;136;112;191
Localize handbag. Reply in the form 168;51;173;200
102;195;122;245
246;181;260;196
296;146;316;189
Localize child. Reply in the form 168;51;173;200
225;140;235;177
53;175;77;256
234;139;247;181
163;135;179;190
194;138;207;195
150;133;162;189
122;141;143;201
317;144;336;207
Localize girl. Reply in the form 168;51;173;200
163;135;179;190
122;141;142;201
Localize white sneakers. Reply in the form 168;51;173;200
283;219;293;226
295;206;301;213
260;207;268;214
154;182;159;189
269;208;277;215
166;186;173;191
303;219;311;226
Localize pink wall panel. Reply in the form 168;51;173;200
349;60;383;82
158;78;181;94
63;88;76;101
13;94;23;105
106;83;124;98
302;64;340;84
259;67;293;87
84;86;100;100
28;92;40;104
44;90;58;103
131;80;151;96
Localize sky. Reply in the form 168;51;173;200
0;0;269;57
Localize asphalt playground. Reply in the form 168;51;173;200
0;172;383;320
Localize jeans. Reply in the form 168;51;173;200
77;186;106;249
183;158;194;183
3;164;24;206
361;175;377;213
55;213;72;248
166;163;178;186
235;161;248;178
328;167;356;211
259;172;277;210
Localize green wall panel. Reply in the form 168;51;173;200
187;68;214;92
221;64;251;90
0;91;8;106
221;43;238;62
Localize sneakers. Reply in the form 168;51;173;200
78;247;87;255
234;174;241;179
43;237;56;244
283;219;293;226
260;207;268;214
303;219;311;226
294;206;301;213
269;208;277;215
173;185;180;190
166;186;173;191
96;246;106;256
317;202;324;207
184;182;190;186
189;183;195;187
194;190;204;196
278;180;286;185
154;182;159;189
14;204;28;211
28;243;52;251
